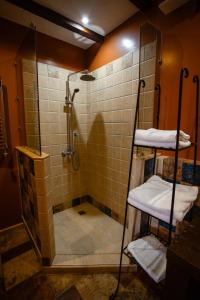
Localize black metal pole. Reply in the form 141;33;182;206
153;84;161;174
155;84;161;129
168;68;189;245
192;75;199;185
110;79;145;299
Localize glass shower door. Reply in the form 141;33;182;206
15;25;41;155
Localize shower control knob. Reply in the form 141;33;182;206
61;149;73;157
61;150;67;157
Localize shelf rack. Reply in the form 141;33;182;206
110;68;199;299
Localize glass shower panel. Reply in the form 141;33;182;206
15;25;41;155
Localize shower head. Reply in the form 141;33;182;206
71;88;80;102
80;74;95;81
65;69;95;104
80;70;95;81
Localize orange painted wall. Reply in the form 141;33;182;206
0;60;22;229
159;12;200;160
0;17;86;229
0;18;24;229
87;3;197;70
87;13;142;71
37;33;86;70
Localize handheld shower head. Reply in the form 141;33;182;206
71;88;80;102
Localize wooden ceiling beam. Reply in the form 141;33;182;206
6;0;104;43
129;0;155;12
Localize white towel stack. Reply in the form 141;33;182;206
128;235;167;283
128;175;198;225
135;128;191;149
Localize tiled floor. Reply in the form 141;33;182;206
3;268;162;300
53;202;129;266
3;249;41;290
0;223;29;253
1;223;162;299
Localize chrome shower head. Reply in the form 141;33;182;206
80;74;96;81
80;70;95;81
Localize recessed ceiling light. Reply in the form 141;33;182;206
122;38;134;49
82;16;89;25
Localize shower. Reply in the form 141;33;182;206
62;70;95;171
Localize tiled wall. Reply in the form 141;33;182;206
37;63;88;207
87;52;137;222
16;146;55;265
87;48;156;222
23;46;157;223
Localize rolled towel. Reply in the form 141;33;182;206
135;128;190;144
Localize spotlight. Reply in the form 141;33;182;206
122;38;134;49
82;16;89;25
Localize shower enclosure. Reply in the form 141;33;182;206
17;22;161;268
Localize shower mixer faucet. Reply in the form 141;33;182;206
61;148;73;157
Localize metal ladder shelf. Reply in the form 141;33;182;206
110;68;199;299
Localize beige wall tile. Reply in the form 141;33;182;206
38;62;48;76
22;59;36;73
23;72;35;86
38;75;48;88
47;65;59;78
39;88;49;100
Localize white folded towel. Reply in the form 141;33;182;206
136;128;190;143
135;128;191;149
128;235;167;283
128;175;198;224
135;139;191;149
128;195;193;225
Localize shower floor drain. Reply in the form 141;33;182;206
78;210;86;215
